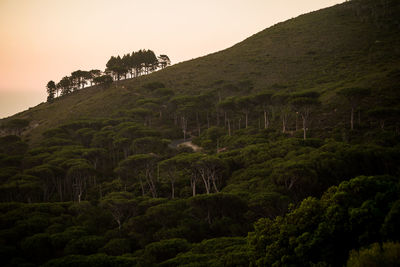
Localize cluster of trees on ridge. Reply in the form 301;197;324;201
46;49;170;102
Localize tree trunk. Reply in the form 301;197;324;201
264;110;268;129
211;174;219;193
228;118;231;136
196;112;200;136
216;107;220;126
224;112;227;127
351;107;354;130
191;176;196;196
200;169;210;194
245;112;248;128
171;181;175;199
140;179;145;196
302;115;307;140
182;116;187;141
282;115;286;133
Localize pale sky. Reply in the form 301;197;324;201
0;0;344;118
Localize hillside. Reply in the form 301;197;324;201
1;0;400;266
2;0;400;144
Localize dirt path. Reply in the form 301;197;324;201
169;138;202;152
179;141;202;152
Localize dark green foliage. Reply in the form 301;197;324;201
64;235;106;255
93;75;113;88
100;238;131;256
0;135;28;156
143;238;191;264
347;242;400;267
142;82;165;91
160;237;249;267
248;175;400;266
1;0;400;266
21;233;53;263
1;119;30;136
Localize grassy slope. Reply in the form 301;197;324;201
2;1;400;144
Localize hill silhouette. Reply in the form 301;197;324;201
2;0;399;144
1;0;400;266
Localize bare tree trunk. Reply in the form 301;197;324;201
224;112;227;127
282;115;287;133
199;169;210;194
216;107;220;126
206;111;210;129
351;107;354;130
228;119;231;136
140;179;145;196
196;112;200;136
264;110;268;129
211;174;219;193
245;112;248;128
302;115;307;140
191;176;196;196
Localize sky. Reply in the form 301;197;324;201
0;0;344;119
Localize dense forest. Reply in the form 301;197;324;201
1;0;400;266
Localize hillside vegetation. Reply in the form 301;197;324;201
1;0;400;266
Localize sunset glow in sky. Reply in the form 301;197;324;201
0;0;344;118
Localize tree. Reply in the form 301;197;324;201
71;70;90;90
171;153;204;197
367;107;399;130
143;49;158;74
271;160;318;201
66;160;95;202
71;70;83;90
235;96;254;129
272;93;291;133
253;91;273;129
89;69;102;86
129;108;153;126
195;155;227;194
158;54;171;69
218;97;236;136
106;56;127;80
116;154;159;197
100;192;137;231
290;91;320;140
46;80;56;102
121;54;131;79
159;155;189;199
338;87;370;130
130;51;143;77
57;76;72;96
93;75;113;88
